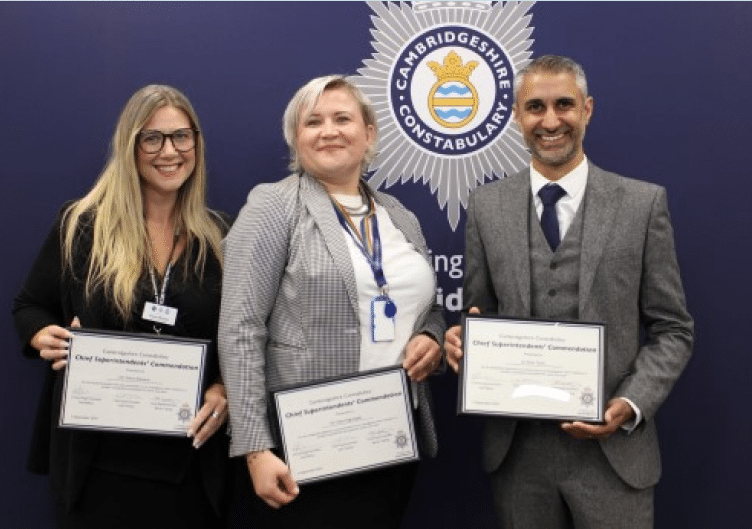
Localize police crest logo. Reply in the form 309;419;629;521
354;1;535;230
177;403;192;422
427;50;479;129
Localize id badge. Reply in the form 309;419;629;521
142;302;178;326
371;296;396;342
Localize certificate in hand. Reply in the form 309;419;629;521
458;315;606;422
59;329;209;435
270;367;419;485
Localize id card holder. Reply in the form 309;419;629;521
371;296;396;342
142;301;178;326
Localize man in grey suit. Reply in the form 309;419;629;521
444;55;694;528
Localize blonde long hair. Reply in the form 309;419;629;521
61;84;225;321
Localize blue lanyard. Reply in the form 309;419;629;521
332;198;388;292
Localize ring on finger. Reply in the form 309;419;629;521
211;411;219;419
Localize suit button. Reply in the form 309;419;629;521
550;262;557;270
548;289;556;297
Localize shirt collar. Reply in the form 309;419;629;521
530;156;589;198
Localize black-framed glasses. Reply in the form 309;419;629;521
137;128;198;153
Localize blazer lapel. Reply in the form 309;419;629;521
579;163;620;315
299;174;360;312
501;172;532;315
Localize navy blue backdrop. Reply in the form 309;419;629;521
1;2;749;527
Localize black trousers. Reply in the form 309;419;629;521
55;462;223;529
228;456;418;529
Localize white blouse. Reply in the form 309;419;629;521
331;193;436;372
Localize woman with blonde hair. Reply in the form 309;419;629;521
14;84;231;528
220;75;445;528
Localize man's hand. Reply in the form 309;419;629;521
444;307;480;373
561;398;635;441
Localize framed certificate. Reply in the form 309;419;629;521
59;328;209;435
458;315;606;422
269;367;419;485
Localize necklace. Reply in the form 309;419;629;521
148;223;180;274
332;192;368;216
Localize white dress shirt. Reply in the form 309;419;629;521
530;156;589;239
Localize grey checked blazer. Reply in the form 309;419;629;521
219;173;445;458
464;162;694;489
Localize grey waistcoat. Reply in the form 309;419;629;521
529;196;586;321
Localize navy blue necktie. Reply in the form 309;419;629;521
538;184;566;251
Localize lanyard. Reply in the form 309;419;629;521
147;231;179;305
143;231;180;334
331;196;388;293
149;262;174;306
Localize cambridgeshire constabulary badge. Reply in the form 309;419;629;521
355;1;536;230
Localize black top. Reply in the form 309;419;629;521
13;206;231;514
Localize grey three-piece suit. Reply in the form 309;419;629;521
463;161;694;523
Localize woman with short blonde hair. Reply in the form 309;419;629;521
221;74;445;528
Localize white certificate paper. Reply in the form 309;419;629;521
59;329;208;435
459;316;605;422
271;368;419;484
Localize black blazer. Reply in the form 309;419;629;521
13;206;231;513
